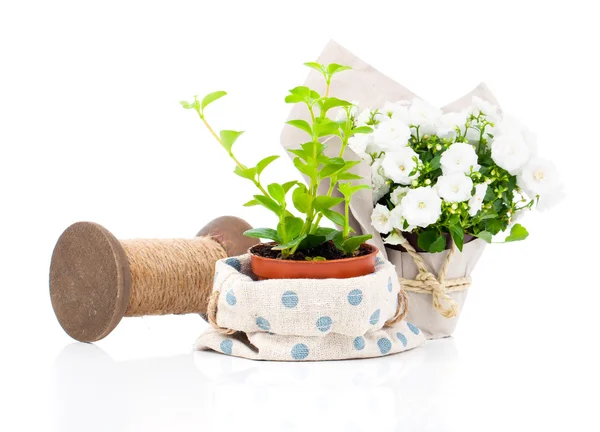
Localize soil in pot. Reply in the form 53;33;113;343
249;242;378;280
251;241;372;261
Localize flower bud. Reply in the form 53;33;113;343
435;144;442;151
424;179;431;185
411;180;419;187
485;178;492;184
451;203;458;210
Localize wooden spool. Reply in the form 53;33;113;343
49;216;257;343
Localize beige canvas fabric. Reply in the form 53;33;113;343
280;40;499;338
195;254;425;361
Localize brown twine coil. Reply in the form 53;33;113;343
206;279;410;334
121;237;227;316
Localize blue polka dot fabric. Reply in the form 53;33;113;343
195;253;425;361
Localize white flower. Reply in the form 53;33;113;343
468;183;488;216
369;119;411;152
536;186;565;212
384;231;404;245
471;96;500;123
440;142;479;175
495;114;537;154
401;186;442;228
491;134;532;175
334;100;359;122
437;111;468;139
436;173;474;203
371;159;390;204
390;186;409;206
371;204;400;234
381;147;420;185
408;99;442;135
356;108;373;127
380;101;410;123
517;157;560;197
348;133;371;157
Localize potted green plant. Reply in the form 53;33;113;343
181;63;376;279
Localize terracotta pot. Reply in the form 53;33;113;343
249;243;378;280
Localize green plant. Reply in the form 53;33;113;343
181;62;373;259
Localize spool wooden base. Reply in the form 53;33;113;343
49;216;257;343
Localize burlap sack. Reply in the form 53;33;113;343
280;40;498;338
195;255;425;361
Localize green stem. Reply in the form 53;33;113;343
198;111;270;198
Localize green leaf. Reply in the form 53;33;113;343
253;195;282;216
293;157;317;180
233;166;257;180
304;62;326;74
284;94;305;104
349;126;373;136
338;183;370;199
298;234;327;250
418;230;446;253
292;185;312;213
342;234;372;254
282;181;297;193
201;91;227;111
277;216;304;243
448;224;464;252
430;236;447;253
286;120;312;136
332;230;345;249
271;234;308;251
180;100;195;109
256;155;279;175
313;196;344;211
322;209;345;227
337;172;363;180
505;223;529;242
429;154;442;171
313;117;341;137
243;228;281;242
473;231;493;243
312;227;340;241
320;97;352;113
243;199;260;207
320;160;346;178
288;148;308;160
300;141;326;159
267;183;286;204
327;63;352;75
219;130;244;153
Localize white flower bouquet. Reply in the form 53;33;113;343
281;41;562;338
349;97;561;250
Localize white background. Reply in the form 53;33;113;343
1;1;599;431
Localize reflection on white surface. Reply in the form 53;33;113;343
51;339;459;432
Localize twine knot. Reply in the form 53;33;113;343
396;234;471;318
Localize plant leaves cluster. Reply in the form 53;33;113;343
182;63;374;258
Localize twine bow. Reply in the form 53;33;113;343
396;234;471;318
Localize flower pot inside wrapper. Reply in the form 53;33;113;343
386;235;487;339
249;243;378;280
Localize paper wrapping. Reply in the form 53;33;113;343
281;40;498;338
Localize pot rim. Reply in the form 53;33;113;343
248;242;378;264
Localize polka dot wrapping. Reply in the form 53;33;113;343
195;253;425;361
